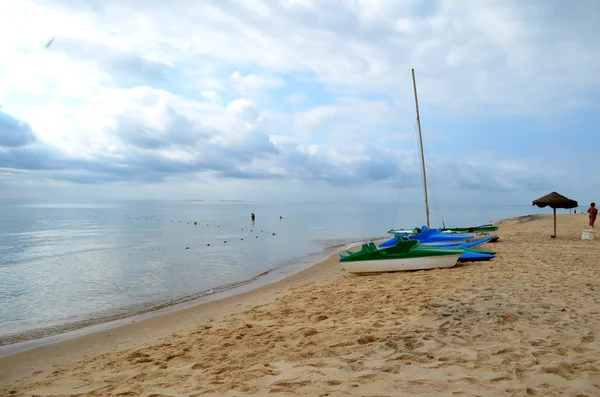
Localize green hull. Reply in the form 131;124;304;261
340;240;464;263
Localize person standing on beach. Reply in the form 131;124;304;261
588;203;597;227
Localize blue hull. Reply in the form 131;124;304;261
407;226;474;244
380;226;479;249
457;251;495;262
375;232;495;263
425;236;493;249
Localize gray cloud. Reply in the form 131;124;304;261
0;103;573;198
114;105;205;150
0;106;278;185
0;107;37;147
45;37;173;85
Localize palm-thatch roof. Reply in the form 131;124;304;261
532;191;578;237
532;191;578;209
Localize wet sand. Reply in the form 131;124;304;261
2;213;600;396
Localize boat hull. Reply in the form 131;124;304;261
380;233;484;249
457;251;495;262
424;236;494;249
340;254;461;274
441;227;500;241
421;239;472;246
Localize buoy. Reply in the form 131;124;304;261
186;247;189;249
256;236;258;238
241;238;243;240
224;241;227;243
207;243;210;246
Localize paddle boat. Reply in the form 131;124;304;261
379;234;493;249
338;238;464;274
389;225;493;244
377;234;496;263
405;226;475;245
456;247;496;262
440;224;500;241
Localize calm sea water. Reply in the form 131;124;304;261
0;199;571;345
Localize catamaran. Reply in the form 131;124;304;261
337;69;496;274
390;68;500;242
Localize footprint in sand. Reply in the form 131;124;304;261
582;333;596;343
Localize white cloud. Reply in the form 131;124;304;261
0;0;597;201
230;71;285;93
287;93;308;103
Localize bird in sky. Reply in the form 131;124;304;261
44;37;55;49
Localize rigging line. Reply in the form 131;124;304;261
423;146;442;227
391;119;418;230
423;142;444;227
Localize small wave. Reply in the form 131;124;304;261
0;244;135;268
0;236;373;347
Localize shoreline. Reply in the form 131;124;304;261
0;235;386;353
6;213;598;396
1;236;380;348
0;236;386;385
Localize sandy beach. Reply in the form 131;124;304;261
2;213;600;396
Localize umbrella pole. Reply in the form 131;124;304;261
553;208;557;237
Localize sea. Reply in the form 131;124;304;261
0;199;576;350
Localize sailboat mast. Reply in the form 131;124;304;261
411;68;430;229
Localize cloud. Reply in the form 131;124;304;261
0;106;37;147
0;0;597;202
44;37;174;86
230;71;285;93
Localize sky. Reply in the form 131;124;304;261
0;0;598;207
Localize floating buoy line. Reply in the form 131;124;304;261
104;214;282;249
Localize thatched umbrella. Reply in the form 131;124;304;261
532;191;578;237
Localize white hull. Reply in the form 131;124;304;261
340;254;461;274
442;230;500;241
477;230;499;240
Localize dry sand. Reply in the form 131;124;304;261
2;213;600;396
